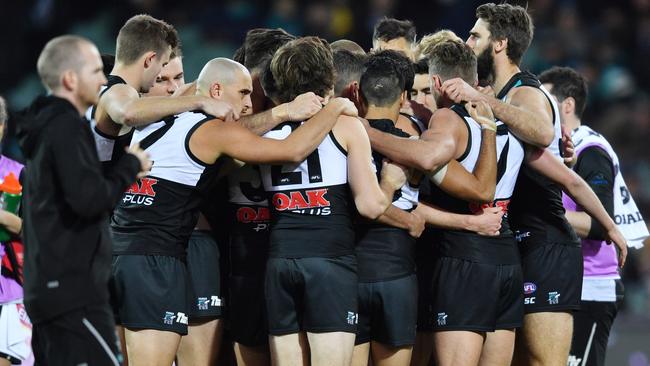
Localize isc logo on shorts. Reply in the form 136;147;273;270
346;311;358;325
163;311;188;325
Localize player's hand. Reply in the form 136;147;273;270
465;100;496;131
286;92;324;121
477;85;495;98
561;124;576;167
467;206;503;236
409;99;434;123
441;78;485;104
201;99;238;122
380;160;407;191
605;226;627;268
408;211;426;238
330;97;358;117
172;81;196;97
127;143;153;179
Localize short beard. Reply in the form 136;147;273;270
477;44;496;87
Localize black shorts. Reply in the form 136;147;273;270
569;298;620;366
229;274;267;346
32;303;123;366
265;255;358;335
430;256;523;332
110;255;190;335
356;274;418;346
415;232;436;332
187;230;224;320
520;242;582;313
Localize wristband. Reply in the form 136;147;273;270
474;116;496;132
427;163;448;186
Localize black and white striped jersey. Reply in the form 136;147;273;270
110;111;223;257
259;121;354;258
504;72;579;246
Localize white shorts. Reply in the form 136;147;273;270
0;302;33;364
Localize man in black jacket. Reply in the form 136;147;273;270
17;35;150;366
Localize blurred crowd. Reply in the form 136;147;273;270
1;0;649;324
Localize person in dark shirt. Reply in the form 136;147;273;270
540;66;620;366
17;35;150;366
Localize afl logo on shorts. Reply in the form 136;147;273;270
523;282;537;295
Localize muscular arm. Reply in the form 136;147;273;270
528;147;627;267
196;99;346;164
435;125;497;203
363;109;459;173
414;203;502;236
239;92;324;136
485;87;554;147
342;118;393;220
442;78;554;148
102;84;207;127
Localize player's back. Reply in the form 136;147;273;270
260;117;353;258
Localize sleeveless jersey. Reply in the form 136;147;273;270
85;75;134;169
110;111;222;257
504;72;579;248
356;119;419;282
259;122;353;258
428;104;524;264
227;164;270;274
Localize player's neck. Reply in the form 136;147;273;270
364;105;399;124
565;115;581;131
110;63;143;91
492;61;520;97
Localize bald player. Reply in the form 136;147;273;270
108;57;361;365
331;39;367;55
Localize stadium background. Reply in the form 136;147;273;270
1;0;648;364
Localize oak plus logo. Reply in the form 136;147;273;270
236;206;270;232
123;178;158;206
272;188;331;215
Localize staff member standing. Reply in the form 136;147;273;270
17;35;150;366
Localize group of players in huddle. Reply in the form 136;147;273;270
20;2;635;366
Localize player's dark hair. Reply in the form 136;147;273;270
539;66;588;118
414;58;429;75
373;18;417;45
243;28;296;73
428;40;477;85
476;3;534;65
360;53;406;107
333;50;368;96
116;14;179;65
371;50;414;92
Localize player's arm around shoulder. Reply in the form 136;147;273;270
501;85;555;147
336;116;404;220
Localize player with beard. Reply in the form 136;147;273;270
441;4;628;365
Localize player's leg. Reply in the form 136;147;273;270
177;230;224;365
302;255;358;366
478;329;515;366
269;332;309;366
351;342;371;366
308;331;356;366
514;312;573;366
266;258;304;366
371;342;413;366
433;331;484;366
177;318;223;365
124;328;181;366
